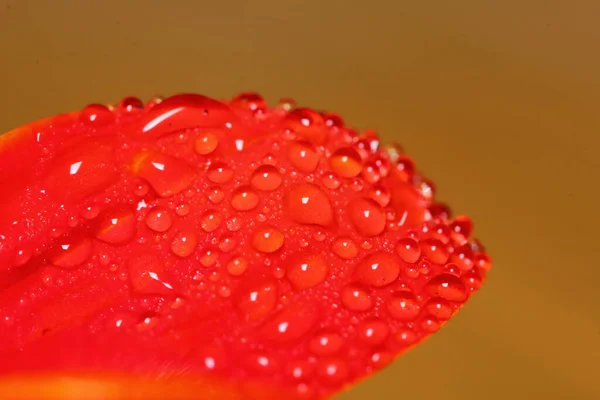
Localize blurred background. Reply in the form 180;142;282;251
1;1;599;399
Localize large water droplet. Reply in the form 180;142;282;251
284;183;334;227
251;226;284;253
288;141;320;173
251;165;282;192
348;198;386;237
286;253;329;289
353;252;400;287
94;205;137;245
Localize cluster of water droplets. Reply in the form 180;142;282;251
0;92;491;399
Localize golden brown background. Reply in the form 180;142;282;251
1;1;599;399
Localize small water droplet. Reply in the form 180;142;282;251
81;205;101;220
226;216;242;231
132;150;196;197
331;237;359;260
251;226;284;253
207;162;233;184
395;238;421;263
235;280;278;321
170;230;198;257
387;290;420;320
288;141;320;172
353;252;401;288
251;165;282;192
286;253;329;289
357;319;389;346
207;187;225;204
231;186;260;211
118;97;144;113
450;244;475;271
340;284;372;311
145;207;173;233
426;274;468;302
260;302;319;343
175;203;190;216
231;92;267;112
80;104;114;126
284;108;327;145
420;239;450;264
322;172;341;189
218;235;236;252
50;237;93;268
200;210;223;232
309;331;344;356
227;256;248;276
194;131;219;155
424;297;454;320
329;147;363;178
368;185;391;207
316;358;349;385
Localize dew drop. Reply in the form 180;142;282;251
175;203;190;216
260;302;319;343
207;162;234;184
200;210;223;232
321;172;341;189
387;290;420;320
329;147;363;178
348;198;386;237
227;256;248;276
286;253;329;289
95;206;137;245
420;238;450;264
309;331;344;356
450;244;475;271
231;92;267;112
50;237;93;268
145;207;173;233
340;284;372;311
118;97;144;113
251;226;284;253
284;108;327;145
424;297;454;320
395;238;421;263
353;252;401;288
357;319;389;346
288;141;320;172
285;360;315;382
80;104;115;126
425;274;468;302
131;150;196;197
218;235;236;252
170;230;198;258
331;237;359;260
235;280;278;321
129;255;175;296
194;131;219;155
284;183;334;227
207;187;225;204
368;185;391;207
316;358;349;385
251;165;282;191
231;186;260;211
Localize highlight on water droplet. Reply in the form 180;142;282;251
251;165;282;192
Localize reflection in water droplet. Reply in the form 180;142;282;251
207;162;234;184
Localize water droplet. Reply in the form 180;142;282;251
207;187;225;204
231;186;260;211
353;252;401;287
369;350;393;370
199;210;223;232
218;235;236;252
331;237;359;260
395;238;421;263
132;150;196;197
95;206;137;245
387;290;420;320
80;104;114;126
285;360;315;382
235;280;278;321
368;185;391;207
284;183;334;227
394;328;418;347
134;182;149;197
118;97;144;113
288;141;320;173
145;207;173;233
207;162;233;184
426;274;468;302
309;331;344;356
251;165;282;191
356;319;389;346
424;297;453;320
348;198;386;237
475;253;492;272
286;253;329;289
226;216;242;231
284;108;327;145
260;302;319;343
350;178;364;192
194;131;219;155
81;205;101;220
231;92;267;112
361;162;381;184
323;112;345;128
419;238;449;265
395;156;415;181
175;203;190;216
50;237;93;268
322;172;341;189
450;244;475;271
251;226;284;253
462;269;483;290
316;358;349;385
170;230;198;257
129;255;175;295
200;248;219;267
329;147;362;178
277;97;296;111
227;256;248;276
340;284;372;311
244;352;280;375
